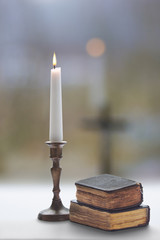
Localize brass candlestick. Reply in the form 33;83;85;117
38;141;69;221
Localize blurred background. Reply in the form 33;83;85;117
0;0;160;183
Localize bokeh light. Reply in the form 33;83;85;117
86;38;106;57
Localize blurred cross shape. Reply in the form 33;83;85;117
82;104;128;174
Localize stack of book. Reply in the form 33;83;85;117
69;174;150;231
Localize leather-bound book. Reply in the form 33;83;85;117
69;200;150;231
75;174;143;210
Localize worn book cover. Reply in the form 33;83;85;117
69;200;150;231
75;174;143;210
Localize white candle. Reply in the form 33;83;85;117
49;53;63;141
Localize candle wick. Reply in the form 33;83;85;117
54;65;56;69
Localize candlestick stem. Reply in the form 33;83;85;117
38;141;69;221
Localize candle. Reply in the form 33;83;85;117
49;53;63;141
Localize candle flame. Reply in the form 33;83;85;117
53;52;57;68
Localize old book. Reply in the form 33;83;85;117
69;200;150;231
76;174;143;210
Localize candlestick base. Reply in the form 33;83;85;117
38;201;69;221
38;141;69;221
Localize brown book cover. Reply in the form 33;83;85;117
69;200;150;231
75;174;143;210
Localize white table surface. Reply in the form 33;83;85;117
0;180;160;239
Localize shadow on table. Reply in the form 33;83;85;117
69;222;151;238
37;220;152;240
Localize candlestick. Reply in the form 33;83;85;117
38;141;69;221
49;53;63;141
